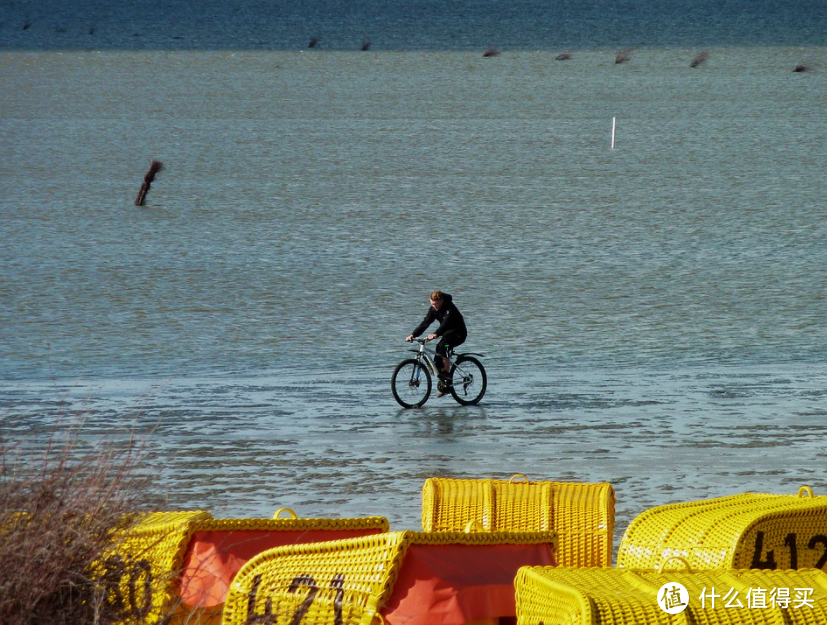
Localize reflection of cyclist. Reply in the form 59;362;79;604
406;290;467;395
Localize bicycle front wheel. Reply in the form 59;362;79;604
449;356;487;405
391;358;432;408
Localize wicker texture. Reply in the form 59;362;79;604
223;531;408;625
104;512;388;625
515;565;827;625
422;475;615;567
223;529;558;625
176;515;389;625
617;487;827;571
98;510;213;625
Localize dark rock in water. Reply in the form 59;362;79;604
483;47;500;57
308;37;320;48
135;160;164;207
556;51;572;60
361;39;371;51
794;64;808;72
615;49;631;64
690;51;708;67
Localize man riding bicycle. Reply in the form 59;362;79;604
406;290;467;396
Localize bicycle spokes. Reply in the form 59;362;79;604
392;359;432;408
449;356;487;405
394;341;486;407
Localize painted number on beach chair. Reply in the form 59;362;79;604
750;531;827;570
286;575;318;625
246;574;275;624
127;559;153;619
99;554;157;622
330;573;345;625
246;573;347;625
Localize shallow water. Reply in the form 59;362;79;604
3;361;827;548
2;47;827;550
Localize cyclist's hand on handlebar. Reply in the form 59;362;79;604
427;333;438;341
405;334;414;342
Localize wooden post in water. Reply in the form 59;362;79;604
135;160;163;206
611;117;616;149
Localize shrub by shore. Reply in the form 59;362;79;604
0;427;157;624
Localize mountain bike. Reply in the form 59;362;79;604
391;337;487;408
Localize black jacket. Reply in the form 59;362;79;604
412;293;467;338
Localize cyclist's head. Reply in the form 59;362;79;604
430;290;444;309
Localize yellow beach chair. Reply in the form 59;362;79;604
223;528;557;625
422;474;615;567
617;486;827;570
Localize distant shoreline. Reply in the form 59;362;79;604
2;0;826;52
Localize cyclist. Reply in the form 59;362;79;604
406;290;467;396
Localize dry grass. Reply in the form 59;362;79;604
0;427;156;625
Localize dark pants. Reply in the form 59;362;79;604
436;329;467;362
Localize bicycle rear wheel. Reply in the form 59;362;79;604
449;356;487;405
391;359;432;408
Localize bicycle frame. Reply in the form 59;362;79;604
407;339;484;373
408;341;443;377
394;337;487;407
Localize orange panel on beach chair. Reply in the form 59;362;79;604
222;529;557;625
171;510;388;624
110;508;388;625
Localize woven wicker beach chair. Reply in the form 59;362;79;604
515;561;827;625
617;486;827;571
421;474;615;567
223;528;558;625
95;510;212;625
103;509;388;625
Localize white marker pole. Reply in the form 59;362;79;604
611;117;616;149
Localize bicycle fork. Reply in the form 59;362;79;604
412;352;443;385
409;357;425;387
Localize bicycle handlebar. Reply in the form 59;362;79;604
407;337;432;344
